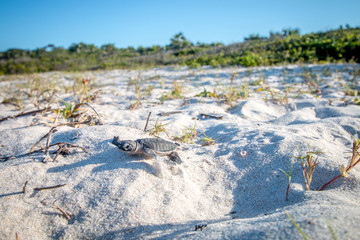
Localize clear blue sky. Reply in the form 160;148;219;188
1;0;359;51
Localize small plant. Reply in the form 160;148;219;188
72;77;95;103
220;84;248;107
201;132;215;146
323;67;332;77
283;68;288;81
148;119;171;139
24;78;58;109
1;96;23;110
294;146;321;190
195;88;217;98
146;74;161;81
249;75;265;86
302;70;320;94
344;84;358;96
143;84;155;97
129;84;142;110
268;87;290;105
160;80;183;101
350;65;359;84
319;133;360;190
279;159;294;201
171;80;182;98
230;72;238;86
79;78;90;102
174;122;197;144
127;77;137;91
160;79;165;89
56;101;79;119
52;100;102;126
239;84;249;99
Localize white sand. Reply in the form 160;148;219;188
0;64;360;239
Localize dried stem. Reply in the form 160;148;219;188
30;127;58;153
158;111;181;116
319;157;360;191
0;149;44;162
294;147;320;191
45;127;57;156
1;142;87;163
22;181;28;194
56;206;72;221
144;112;151;131
49;142;88;152
1;126;87;163
82;102;103;125
34;184;66;191
15;232;21;240
319;134;360;191
0;108;51;123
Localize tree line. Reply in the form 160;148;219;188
0;26;359;74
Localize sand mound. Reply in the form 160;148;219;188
1;64;360;239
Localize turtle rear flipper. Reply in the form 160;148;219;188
169;152;182;165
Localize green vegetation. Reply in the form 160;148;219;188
174;122;197;144
200;132;215;146
279;159;294;201
160;80;183;101
285;211;309;240
293;146;322;191
1;26;360;75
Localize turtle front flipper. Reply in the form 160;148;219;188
142;147;160;160
143;147;163;177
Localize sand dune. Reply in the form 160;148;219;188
0;64;360;239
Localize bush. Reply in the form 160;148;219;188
238;52;261;67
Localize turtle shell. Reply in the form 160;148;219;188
137;138;179;153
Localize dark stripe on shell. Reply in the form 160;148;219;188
137;138;178;153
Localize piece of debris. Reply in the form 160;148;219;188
200;113;223;120
195;224;208;231
158;111;182;116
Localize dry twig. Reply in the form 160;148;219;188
1;126;87;163
144;112;152;131
34;184;66;192
22;181;28;194
56;206;72;221
15;232;21;240
200;113;223;119
0;108;51;123
30;127;58;153
158;111;182;117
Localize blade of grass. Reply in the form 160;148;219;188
285;211;309;240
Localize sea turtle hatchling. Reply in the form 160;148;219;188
111;136;182;165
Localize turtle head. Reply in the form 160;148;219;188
112;137;137;153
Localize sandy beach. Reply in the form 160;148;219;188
0;64;360;239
